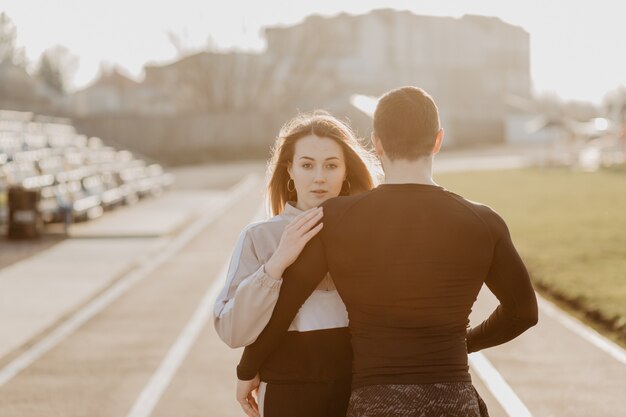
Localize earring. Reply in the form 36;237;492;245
287;178;295;192
343;179;351;194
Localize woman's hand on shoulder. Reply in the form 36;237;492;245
264;207;323;279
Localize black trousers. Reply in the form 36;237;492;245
262;378;352;417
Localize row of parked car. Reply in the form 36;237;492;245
0;114;174;227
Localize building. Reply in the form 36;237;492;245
68;9;531;157
263;10;531;145
70;68;143;115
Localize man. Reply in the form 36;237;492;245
236;86;538;416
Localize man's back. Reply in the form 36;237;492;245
321;184;528;387
237;184;537;388
321;184;505;387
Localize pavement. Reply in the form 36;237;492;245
0;182;235;362
67;190;224;238
0;172;262;417
0;153;624;416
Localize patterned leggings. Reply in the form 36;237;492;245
347;382;489;417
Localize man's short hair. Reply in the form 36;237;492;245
373;86;441;160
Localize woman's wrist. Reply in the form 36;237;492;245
264;257;285;281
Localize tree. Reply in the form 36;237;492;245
36;53;63;93
0;12;26;68
604;86;626;125
35;46;78;94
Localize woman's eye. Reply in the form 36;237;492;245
302;163;312;169
326;164;338;169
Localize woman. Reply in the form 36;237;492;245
213;111;379;417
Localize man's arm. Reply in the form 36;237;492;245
237;234;329;380
466;214;538;353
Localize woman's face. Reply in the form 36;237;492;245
288;135;347;211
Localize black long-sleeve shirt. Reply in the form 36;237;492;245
238;183;538;388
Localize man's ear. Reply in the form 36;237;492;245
432;128;444;155
371;133;385;158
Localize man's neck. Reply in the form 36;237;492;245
382;155;437;185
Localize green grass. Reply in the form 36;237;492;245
436;168;626;346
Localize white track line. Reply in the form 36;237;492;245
469;352;533;417
0;174;260;388
537;294;626;365
126;203;266;417
126;261;229;417
470;291;626;417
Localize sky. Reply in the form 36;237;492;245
2;0;626;104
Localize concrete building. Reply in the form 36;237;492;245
263;10;531;145
143;51;274;114
70;68;141;116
